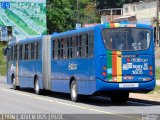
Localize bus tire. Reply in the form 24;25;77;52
70;80;80;102
111;91;129;103
12;76;19;90
34;78;41;95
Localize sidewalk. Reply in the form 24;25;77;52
129;80;160;103
156;80;160;86
130;93;160;103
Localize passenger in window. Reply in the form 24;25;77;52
107;36;113;50
139;32;147;49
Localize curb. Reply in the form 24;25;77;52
130;93;160;104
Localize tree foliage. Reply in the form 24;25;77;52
47;0;141;33
47;0;76;34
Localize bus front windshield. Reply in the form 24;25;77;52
102;28;150;51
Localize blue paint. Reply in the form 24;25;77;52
6;23;156;96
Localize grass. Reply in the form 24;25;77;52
149;85;160;94
0;43;7;76
4;9;38;35
156;67;160;80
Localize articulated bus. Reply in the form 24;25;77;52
5;23;155;102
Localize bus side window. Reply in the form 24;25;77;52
53;39;58;59
30;43;34;60
14;45;17;60
25;44;29;60
11;46;14;61
81;34;88;57
28;43;31;60
72;36;77;58
67;37;72;58
19;44;23;60
76;35;81;58
58;39;61;59
34;42;39;60
22;44;25;60
63;38;67;59
89;31;94;57
67;37;70;58
60;39;64;59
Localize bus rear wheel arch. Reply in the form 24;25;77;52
12;74;19;90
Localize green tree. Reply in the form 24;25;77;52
82;2;100;24
47;0;76;34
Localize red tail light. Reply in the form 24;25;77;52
126;58;130;63
149;71;153;76
102;71;107;77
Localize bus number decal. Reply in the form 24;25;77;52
68;63;77;70
132;69;143;75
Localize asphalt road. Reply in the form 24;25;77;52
0;77;160;120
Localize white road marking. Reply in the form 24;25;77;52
2;89;32;97
0;88;141;120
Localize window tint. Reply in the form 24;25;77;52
19;45;23;60
30;43;34;59
52;31;94;59
89;32;94;57
24;44;29;60
11;46;14;60
9;41;39;61
14;45;18;60
53;39;58;59
34;42;39;59
102;28;150;51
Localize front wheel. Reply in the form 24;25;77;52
12;77;19;90
71;80;80;102
34;78;41;95
110;91;129;103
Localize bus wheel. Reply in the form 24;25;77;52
71;80;80;102
12;77;19;90
110;91;129;103
34;78;41;95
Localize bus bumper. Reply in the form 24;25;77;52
96;78;156;92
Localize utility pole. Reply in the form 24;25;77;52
156;0;160;48
77;0;79;23
76;0;82;29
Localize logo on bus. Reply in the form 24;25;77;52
68;63;77;70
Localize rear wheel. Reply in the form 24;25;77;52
110;91;129;103
34;78;41;95
12;76;19;90
71;80;80;102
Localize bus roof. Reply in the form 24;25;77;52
51;26;95;39
51;22;152;39
9;35;43;45
8;22;152;45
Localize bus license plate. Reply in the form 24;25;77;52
119;83;139;88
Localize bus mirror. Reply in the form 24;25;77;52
3;47;10;56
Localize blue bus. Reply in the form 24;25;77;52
5;23;156;102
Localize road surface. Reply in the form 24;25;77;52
0;77;160;120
